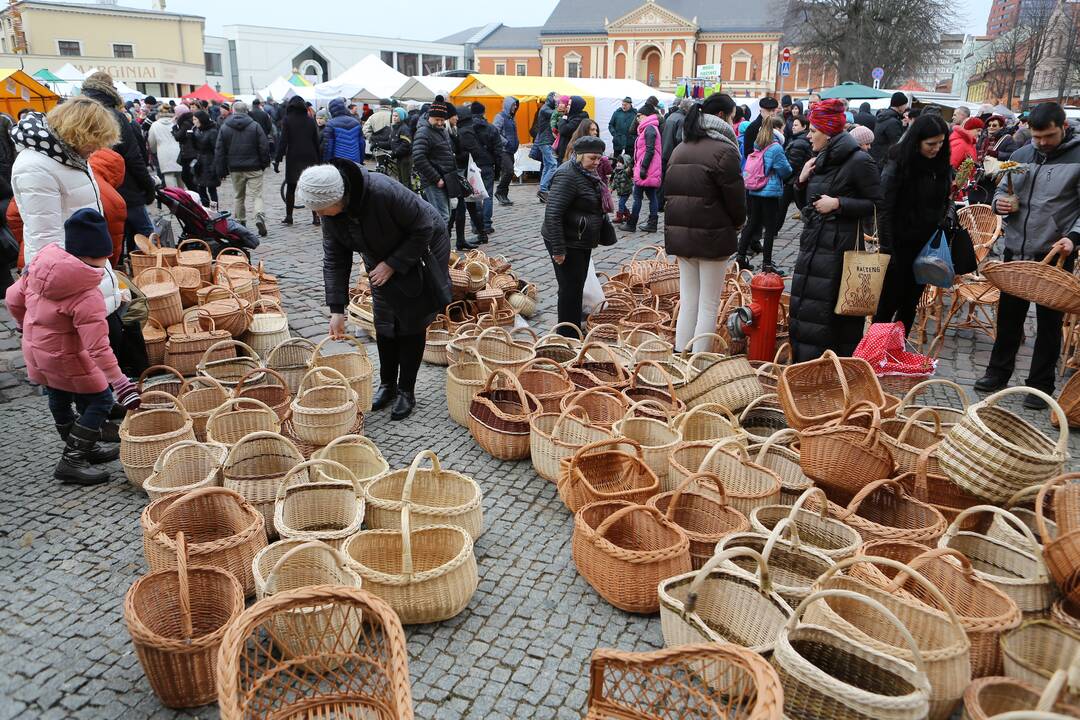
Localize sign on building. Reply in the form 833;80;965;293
696;63;721;81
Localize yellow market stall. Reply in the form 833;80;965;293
451;75;596;147
0;69;60;117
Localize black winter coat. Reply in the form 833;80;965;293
663;135;746;259
275;98;320;184
412;121;456;188
214;113;270;176
789;132;883;361
390;121;413;160
249;107;274;139
457;114;501;169
557;100;589;162
870;108;904;164
541;159;605;257
172;114;197;163
321;160;450;337
192;125;220;188
785;131;813;179
82;86;157;207
534;98;556;145
661;109;686;166
855;104;877;130
877;156;951;264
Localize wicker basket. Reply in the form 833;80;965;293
772;588;932;720
196;339;261;390
205;397;282;447
778;350;887;429
882;407;946;476
567;341;630;391
124;532;244;709
120;392;196;490
836;478;949;545
535;333;581;366
529;406;610;483
621;360;687;419
141;487;267;597
897;446;983;526
423;317;452;366
273;460;365;550
176;238;213;282
138;365;186;398
572;500;691;613
739;393;790;444
1055;372;1080;429
799;400;896;505
216;586;412;720
963;674;1080;720
648;471;749;569
343;505;477;625
584;643;784;720
983;248;1080;315
470;326;536;375
749;487;861;561
251;539;362;601
938;387;1068;504
897;378;970;430
197;285;252;338
557;438;660;513
266;337;316;395
165;311;232;377
136;266;185;328
142;440;226;501
233;367;291;421
611;400;682;480
671;442;782;517
1001;620;1080;699
720;519;836;609
939;505;1057;616
446;347;489;426
289;366;359;446
748;429;814;503
215;263;259;305
130;232;178;274
1036;476;1080;593
804;556;973;720
1052;473;1080;536
311;335;374;413
658;546;791;654
176;376;230;442
222;430;305;537
671;403;747;444
467;369;541;460
675;351;762;412
241;299;289;359
516;358;575;414
144;317;167;365
364;449;483;540
311;435;389;490
559;385;631;430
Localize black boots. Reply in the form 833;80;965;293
281;216;294;225
974;374;1009;392
391;390;416;421
456;238;480;251
618;221;637;232
55;423;119;464
372;384;398;410
495;193;513;206
54;424;111;486
642;218;658;233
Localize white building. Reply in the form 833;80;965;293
203;24;467;96
952;34;994;100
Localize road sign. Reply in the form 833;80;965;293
782;47;792;61
871;67;885;81
780;61;791;77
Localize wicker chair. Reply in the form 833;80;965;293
932;204;1003;345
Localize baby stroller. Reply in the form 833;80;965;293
155;187;260;255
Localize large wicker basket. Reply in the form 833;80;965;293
273;459;365;550
778;350;887;430
982;248;1080;315
142;440;226;501
529;406;609;483
266;337;317;395
289;366;359;446
467;368;541;460
557;438;660;513
120;391;196;490
204;397;282;447
312;434;389;491
311;334;375;413
251;539;362;601
749;487;861;561
222;430;305;537
799;400;896;504
647;471;749;569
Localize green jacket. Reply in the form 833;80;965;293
608;107;636;148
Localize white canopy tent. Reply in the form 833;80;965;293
115;80;145;102
394;75;462;102
259;77;295;102
313;54;409;103
567;78;676;151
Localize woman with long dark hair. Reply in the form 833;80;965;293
664;93;746;353
275;95;321;226
874;113;952;333
191;111;220;207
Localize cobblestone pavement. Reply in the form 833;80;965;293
1;168;1078;720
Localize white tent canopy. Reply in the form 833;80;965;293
394;75;462;101
284;85;317;103
115;80;145;101
313;54;409;103
259;77;295;102
54;63;86;82
569;78;677;151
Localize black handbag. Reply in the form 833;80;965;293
598;216;617;246
943;203;977;275
441;170;469;199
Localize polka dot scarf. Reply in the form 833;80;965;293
11;112;88;171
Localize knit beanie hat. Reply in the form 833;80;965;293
781;94;793;107
963;117;985;131
573;136;605;154
890;91;908;108
64;208;113;258
849;125;874;146
175;103;190;117
297;164;346;211
808;98;847;136
428;96;450;120
470;101;486;116
559;95;570;106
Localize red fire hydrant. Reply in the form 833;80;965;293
726;272;786;362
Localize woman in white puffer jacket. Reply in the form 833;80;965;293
11;98;123;313
147;104;183;187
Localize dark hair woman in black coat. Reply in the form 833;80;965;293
191;111;220;206
789;98;883;362
298;160;451;420
275;95;322;226
874;113;952;333
542;135;609;337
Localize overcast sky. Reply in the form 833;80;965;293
159;0;993;38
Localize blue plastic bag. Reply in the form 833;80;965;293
913;229;955;288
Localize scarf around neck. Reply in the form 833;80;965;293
700;113;738;148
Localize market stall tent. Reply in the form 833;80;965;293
313;54;408;103
260;76;297;102
570;78;676;151
819;82;890;100
0;69;60;117
182;84;229;104
450;74;596;147
395;75;463;102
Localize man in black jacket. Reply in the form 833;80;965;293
855;102;877;131
411;97;456;225
459;102;503;235
741;96;780;160
249;100;275;150
80;71;157;253
782;116;813;219
870;92;907;164
534;93;558;202
215;101;271;236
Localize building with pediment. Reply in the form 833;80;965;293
443;0;836;96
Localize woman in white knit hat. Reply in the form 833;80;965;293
297;159;451;420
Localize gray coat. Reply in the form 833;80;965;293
995;130;1080;259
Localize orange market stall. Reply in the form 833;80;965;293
450;74;595;148
0;69;59;117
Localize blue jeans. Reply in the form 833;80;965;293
124;204;154;255
481;170;494;231
539;144;558;192
630;185;659;225
422;185;451;225
46;387;115;431
618;194;630;213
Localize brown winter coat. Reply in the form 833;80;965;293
662;135;746;259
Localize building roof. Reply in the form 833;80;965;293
478;26;543;50
541;0;780;34
437;26;485;44
9;0;204;21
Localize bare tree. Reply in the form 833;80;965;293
1017;0;1061;106
787;0;956;86
987;28;1024;106
1054;1;1080;103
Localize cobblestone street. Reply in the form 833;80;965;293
1;168;1077;719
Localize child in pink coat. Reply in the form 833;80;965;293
5;209;141;485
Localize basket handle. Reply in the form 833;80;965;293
217;246;247;260
572;436;644;465
763;516;803;559
483;368;534;412
1036;474;1080;549
278;458;361;500
177;238;212;255
516;357;570;380
550;403;591;437
667;471;730;521
786;588;927;674
548;321;584;340
1037;669;1071;713
476;325;513;346
625;398;674;421
312;333;364;359
820;350;851;404
264;540;352;596
135;266;177;289
943;504;1045;562
236;367;290;394
841;478;905;517
137;365;185;393
897;406;942;444
153;487;245;536
222;430;302;468
509;326;538;344
400;505;414;580
250;298;285;316
1042;247;1068;269
583;322;621;346
153;439;220;473
912;445;936;498
315;433;384;460
199;338;257;366
754;429;800;465
1003;482;1050;510
632;337;673;358
673;403;741;434
679;332;727;359
699;438;750;471
575;342;628;382
565;384;627;417
739;393;781;422
884;547;975;595
178;374;228;398
981;387;1069;454
786;487;830;523
181;308;217;334
174;531;193;640
266;336;316;365
594;503;665;541
207;396;278;425
773;342;792;365
136;389;185;413
401;450;442;506
630;360;676;399
629;244;663;265
298;365;351;393
686;547;773;612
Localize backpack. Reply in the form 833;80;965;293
743;143;772;191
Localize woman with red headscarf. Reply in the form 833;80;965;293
788;98;883;362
